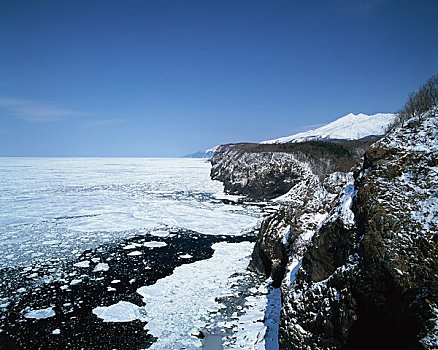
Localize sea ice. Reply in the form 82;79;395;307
123;244;139;250
93;301;146;322
179;254;193;259
143;241;167;248
93;262;109;272
127;250;142;256
150;230;170;238
0;158;263;271
24;307;55;319
136;241;254;349
73;261;90;268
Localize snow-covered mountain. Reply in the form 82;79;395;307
183;145;219;159
262;112;396;144
188;113;395;158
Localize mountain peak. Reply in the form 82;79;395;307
262;112;396;144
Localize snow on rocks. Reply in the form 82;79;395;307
327;179;357;229
421;307;438;349
284;257;302;289
279;112;438;348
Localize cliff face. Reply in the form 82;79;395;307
281;114;437;349
210;140;371;200
210;145;310;200
211;114;437;349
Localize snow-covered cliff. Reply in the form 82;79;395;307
211;110;437;348
255;112;437;349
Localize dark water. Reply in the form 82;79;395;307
0;230;256;350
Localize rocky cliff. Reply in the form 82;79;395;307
211;114;437;349
281;113;437;349
210;140;373;200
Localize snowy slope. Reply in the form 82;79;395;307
262;113;395;144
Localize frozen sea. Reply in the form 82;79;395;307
0;157;262;268
0;158;279;349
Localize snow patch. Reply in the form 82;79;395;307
284;257;302;288
329;182;357;228
282;226;290;245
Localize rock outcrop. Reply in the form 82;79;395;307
210;141;371;200
280;114;437;349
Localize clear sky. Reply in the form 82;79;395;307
0;0;437;157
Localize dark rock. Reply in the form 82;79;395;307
280;114;438;349
249;210;289;287
191;329;205;339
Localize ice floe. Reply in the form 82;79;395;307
143;241;167;248
73;261;90;268
93;262;109;272
93;301;146;322
24;307;55;319
127;250;142;256
150;230;170;238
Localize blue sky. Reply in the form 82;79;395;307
0;0;437;157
